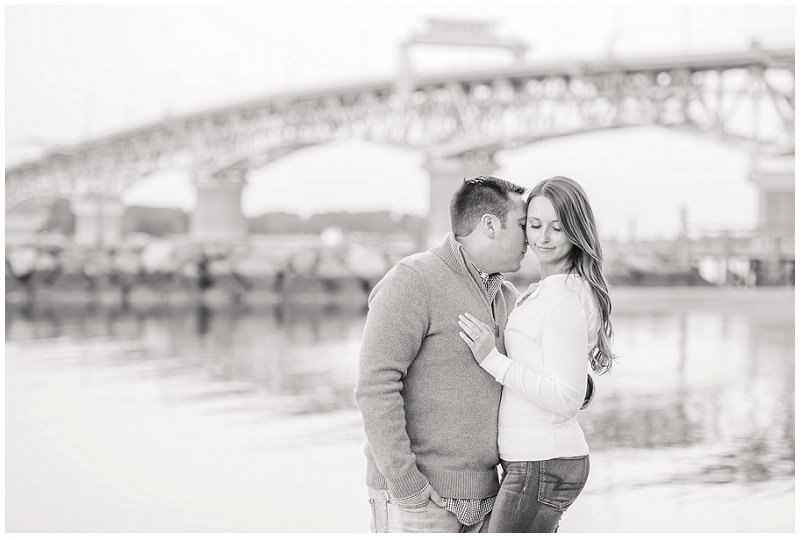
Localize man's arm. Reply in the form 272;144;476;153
354;263;431;499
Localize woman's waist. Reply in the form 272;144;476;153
497;417;584;432
497;423;589;461
498;398;581;426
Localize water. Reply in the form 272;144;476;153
5;288;794;532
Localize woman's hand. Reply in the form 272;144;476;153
458;312;497;363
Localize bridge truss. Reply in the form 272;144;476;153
6;46;794;210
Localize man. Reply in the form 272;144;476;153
354;176;528;533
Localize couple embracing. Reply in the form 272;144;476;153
355;175;615;533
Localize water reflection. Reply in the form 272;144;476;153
4;291;795;489
7;301;366;416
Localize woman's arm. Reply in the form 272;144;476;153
460;297;589;418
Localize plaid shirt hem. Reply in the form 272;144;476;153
443;496;496;526
397;483;496;526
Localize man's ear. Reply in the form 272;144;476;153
480;214;496;238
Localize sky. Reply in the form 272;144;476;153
4;4;796;238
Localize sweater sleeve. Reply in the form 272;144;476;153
353;264;430;498
479;295;588;418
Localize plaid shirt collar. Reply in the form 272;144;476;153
470;261;505;298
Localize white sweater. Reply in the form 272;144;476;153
480;273;599;461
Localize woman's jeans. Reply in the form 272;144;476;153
489;455;590;533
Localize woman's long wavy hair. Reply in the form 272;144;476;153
528;176;616;374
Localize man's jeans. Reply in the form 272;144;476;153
489;456;590;533
367;487;491;533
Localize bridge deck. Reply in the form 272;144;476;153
6;47;794;175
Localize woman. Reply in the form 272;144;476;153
457;176;615;533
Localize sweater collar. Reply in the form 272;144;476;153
432;233;472;277
434;233;504;281
433;234;507;300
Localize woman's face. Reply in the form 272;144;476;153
527;195;573;272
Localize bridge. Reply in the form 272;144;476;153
5;20;795;252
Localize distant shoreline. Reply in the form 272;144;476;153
6;285;793;323
609;285;793;316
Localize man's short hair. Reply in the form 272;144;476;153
450;176;526;237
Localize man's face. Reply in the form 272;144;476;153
489;194;528;274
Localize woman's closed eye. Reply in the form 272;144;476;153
529;224;562;232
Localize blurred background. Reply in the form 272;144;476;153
5;4;795;532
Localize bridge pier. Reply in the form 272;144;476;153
190;166;249;244
72;194;125;246
717;232;732;285
423;151;498;248
748;155;794;285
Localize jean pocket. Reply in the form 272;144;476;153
537;455;590;510
369;498;377;532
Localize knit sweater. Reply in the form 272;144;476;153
480;273;598;461
354;234;518;500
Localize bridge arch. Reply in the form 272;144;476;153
5;47;794;245
241;139;428;219
494;125;758;237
